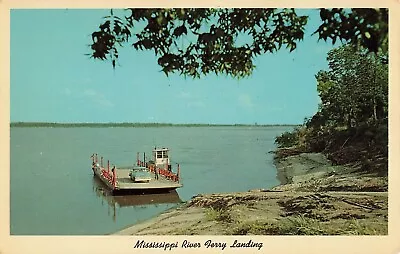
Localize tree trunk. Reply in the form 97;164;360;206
347;110;352;129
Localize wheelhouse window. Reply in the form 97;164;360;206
157;151;162;158
162;151;168;158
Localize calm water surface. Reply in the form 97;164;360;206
10;126;293;235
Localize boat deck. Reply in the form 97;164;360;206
92;166;182;194
115;168;182;190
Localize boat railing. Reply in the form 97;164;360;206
90;153;118;189
137;159;181;183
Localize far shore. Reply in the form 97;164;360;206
10;122;299;128
112;151;388;235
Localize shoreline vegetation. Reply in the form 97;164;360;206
10;122;298;128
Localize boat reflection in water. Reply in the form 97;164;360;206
92;176;183;222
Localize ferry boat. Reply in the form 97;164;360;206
90;147;182;195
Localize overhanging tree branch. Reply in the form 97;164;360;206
88;8;388;78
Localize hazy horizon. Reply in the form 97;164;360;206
10;121;300;126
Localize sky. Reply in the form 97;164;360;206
10;9;339;125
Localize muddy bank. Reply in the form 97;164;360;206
273;152;388;192
113;152;388;235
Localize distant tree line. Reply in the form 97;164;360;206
10;122;298;128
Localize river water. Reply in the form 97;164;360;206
10;126;293;235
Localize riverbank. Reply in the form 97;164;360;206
113;152;388;235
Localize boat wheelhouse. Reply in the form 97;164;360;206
152;147;171;170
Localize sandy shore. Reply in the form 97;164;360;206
113;152;388;235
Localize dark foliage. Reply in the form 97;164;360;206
88;8;387;78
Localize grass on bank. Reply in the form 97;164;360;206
229;216;386;235
205;207;232;223
203;205;386;235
